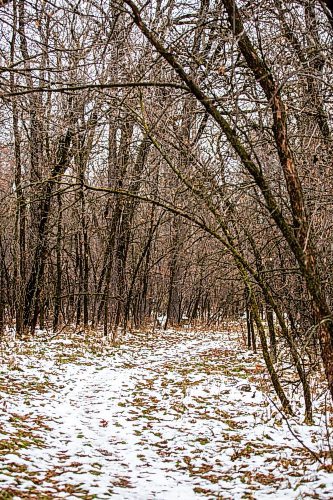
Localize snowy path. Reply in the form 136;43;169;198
0;329;333;499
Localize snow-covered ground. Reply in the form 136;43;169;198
0;328;332;499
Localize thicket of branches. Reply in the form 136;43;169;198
1;0;333;420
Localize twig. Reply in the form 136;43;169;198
268;396;324;465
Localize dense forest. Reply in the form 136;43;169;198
2;1;333;497
1;0;333;422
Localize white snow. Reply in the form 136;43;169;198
0;328;332;498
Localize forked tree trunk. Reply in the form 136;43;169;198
23;129;72;333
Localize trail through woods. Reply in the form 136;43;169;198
0;328;333;499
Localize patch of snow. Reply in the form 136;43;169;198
0;329;332;498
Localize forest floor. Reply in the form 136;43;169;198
0;326;333;499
